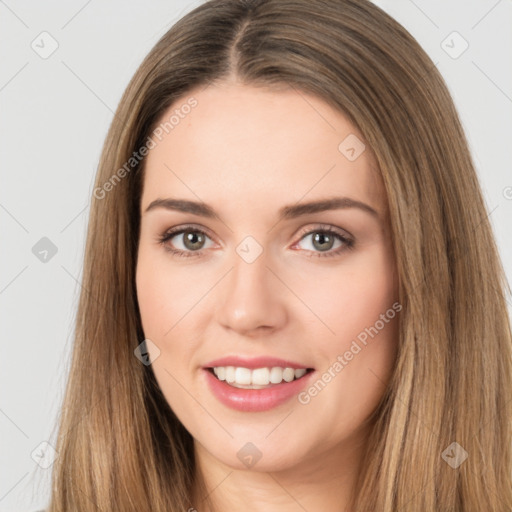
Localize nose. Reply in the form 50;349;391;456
215;249;288;337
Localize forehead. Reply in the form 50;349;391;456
140;82;385;219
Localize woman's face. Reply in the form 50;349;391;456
136;81;399;474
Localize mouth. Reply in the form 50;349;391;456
206;366;315;389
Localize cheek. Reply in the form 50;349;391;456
135;247;205;339
135;261;169;339
298;244;399;410
319;249;399;409
297;245;398;344
298;284;399;442
135;250;207;377
135;256;196;411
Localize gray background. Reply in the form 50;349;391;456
1;1;510;510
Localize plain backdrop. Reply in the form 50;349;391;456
1;1;511;510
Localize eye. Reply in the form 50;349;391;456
157;224;354;259
293;225;354;258
158;225;215;258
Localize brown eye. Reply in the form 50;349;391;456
311;232;337;251
180;230;207;251
159;226;215;257
294;226;354;258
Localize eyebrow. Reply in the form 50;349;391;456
143;196;379;221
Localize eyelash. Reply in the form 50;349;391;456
157;224;355;259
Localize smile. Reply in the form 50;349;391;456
203;366;316;412
210;366;311;388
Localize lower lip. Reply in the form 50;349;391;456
203;368;315;412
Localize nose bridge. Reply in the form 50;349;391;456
216;240;287;334
232;244;270;293
227;231;272;291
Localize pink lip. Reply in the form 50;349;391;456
203;368;316;412
203;356;312;370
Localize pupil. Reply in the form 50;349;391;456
313;232;333;251
185;231;204;250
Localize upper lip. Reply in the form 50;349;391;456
204;356;313;370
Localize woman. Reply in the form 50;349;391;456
46;0;512;510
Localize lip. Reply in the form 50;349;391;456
203;367;316;412
203;356;312;370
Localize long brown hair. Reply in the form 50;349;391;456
46;0;512;510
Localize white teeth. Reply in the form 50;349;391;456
294;368;307;379
269;367;283;384
215;366;226;381
211;366;309;387
252;367;270;386
282;368;295;382
235;367;252;385
225;366;236;383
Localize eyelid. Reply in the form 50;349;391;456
160;222;352;242
161;223;218;243
294;223;353;243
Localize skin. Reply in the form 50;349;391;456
136;78;399;511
